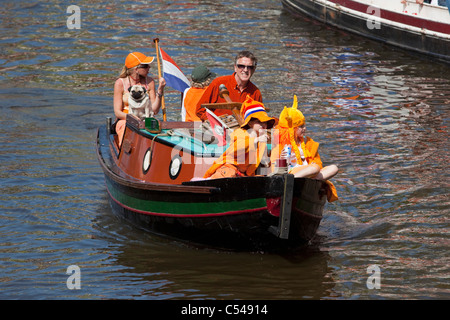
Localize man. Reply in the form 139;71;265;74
195;50;262;122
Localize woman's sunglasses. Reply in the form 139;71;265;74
137;64;150;69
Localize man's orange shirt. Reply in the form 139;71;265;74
195;73;262;121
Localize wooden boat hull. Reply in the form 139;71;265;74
96;117;329;249
281;0;450;63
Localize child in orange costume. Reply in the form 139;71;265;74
270;95;339;202
204;96;277;179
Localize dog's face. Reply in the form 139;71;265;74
128;85;147;101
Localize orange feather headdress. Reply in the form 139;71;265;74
276;95;310;162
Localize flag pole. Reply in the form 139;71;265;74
153;38;166;121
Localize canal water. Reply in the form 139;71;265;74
0;0;449;301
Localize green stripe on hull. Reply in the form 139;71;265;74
106;180;267;215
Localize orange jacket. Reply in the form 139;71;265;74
204;129;267;178
270;136;322;169
271;137;338;203
182;87;207;122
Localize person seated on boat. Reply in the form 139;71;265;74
270;95;339;202
113;52;166;146
203;96;277;179
195;50;262;122
181;64;216;122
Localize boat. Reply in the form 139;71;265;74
95;108;333;250
281;0;450;63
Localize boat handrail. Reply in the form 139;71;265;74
126;113;199;130
124;114;220;156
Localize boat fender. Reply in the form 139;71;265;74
268;173;294;239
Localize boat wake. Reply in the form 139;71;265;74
318;210;393;243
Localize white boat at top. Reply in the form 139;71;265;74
281;0;450;62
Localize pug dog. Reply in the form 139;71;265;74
128;85;151;119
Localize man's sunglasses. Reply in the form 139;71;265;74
236;64;255;71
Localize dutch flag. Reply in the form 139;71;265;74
159;48;190;93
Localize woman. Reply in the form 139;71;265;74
113;52;166;146
270;95;339;202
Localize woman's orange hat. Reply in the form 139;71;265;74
125;52;154;69
240;95;277;129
